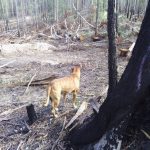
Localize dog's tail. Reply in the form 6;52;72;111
44;85;51;106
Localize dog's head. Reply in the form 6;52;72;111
71;65;81;78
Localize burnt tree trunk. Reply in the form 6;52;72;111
107;0;118;94
26;104;37;125
115;0;119;35
69;0;150;149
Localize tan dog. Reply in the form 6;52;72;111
44;66;81;117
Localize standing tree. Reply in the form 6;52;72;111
14;0;20;37
115;0;119;35
54;0;58;23
69;0;150;149
95;0;99;36
107;0;117;94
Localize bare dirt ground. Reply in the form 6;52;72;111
0;37;130;149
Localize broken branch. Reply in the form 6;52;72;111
51;116;66;150
65;101;88;129
0;60;16;68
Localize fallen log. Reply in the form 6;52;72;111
23;75;58;86
65;101;88;129
119;48;129;57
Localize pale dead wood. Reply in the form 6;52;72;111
90;85;108;113
129;42;135;52
0;116;15;122
0;60;16;68
72;3;95;28
58;108;75;118
116;141;122;150
119;48;129;52
53;25;63;39
89;98;100;113
69;122;78;131
122;140;135;150
141;129;150;140
6;143;12;150
51;116;67;150
0;104;28;118
49;25;57;39
37;33;50;39
101;85;108;97
64;19;68;31
50;26;53;36
24;75;58;86
75;24;80;34
70;21;76;30
16;140;24;150
24;71;38;94
65;101;88;129
42;22;51;28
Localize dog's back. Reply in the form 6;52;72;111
50;75;79;93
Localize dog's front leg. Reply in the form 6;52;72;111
44;95;50;106
44;86;51;106
51;100;58;118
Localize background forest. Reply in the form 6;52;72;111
0;0;148;38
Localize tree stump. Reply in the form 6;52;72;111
119;48;129;57
26;104;37;125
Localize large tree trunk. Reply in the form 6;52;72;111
69;0;150;149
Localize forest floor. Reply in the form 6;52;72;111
0;32;135;149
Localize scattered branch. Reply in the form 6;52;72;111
75;24;80;34
0;104;28;117
24;71;38;94
65;101;88;129
51;116;66;150
141;129;150;140
101;85;109;97
17;141;24;150
129;42;135;52
0;60;16;68
89;98;100;113
57;108;75;118
72;3;95;28
64;19;68;31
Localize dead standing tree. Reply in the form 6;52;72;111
107;0;118;95
69;0;150;149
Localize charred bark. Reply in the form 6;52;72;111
69;0;150;149
107;0;118;94
26;104;37;125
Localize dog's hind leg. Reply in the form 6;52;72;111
63;92;67;107
72;91;77;108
